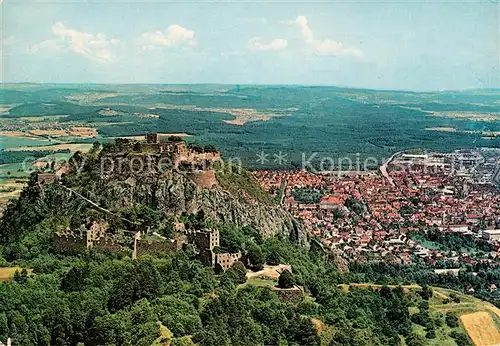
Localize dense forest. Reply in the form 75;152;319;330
1;85;499;169
0;149;71;165
0;163;481;345
0;224;475;346
348;261;500;304
411;230;497;253
0;158;480;345
291;187;331;204
0;85;498;345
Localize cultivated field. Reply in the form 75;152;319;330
30;129;68;136
0;105;13;113
339;283;421;293
487;305;500;318
426;127;500;137
27;127;97;138
337;283;500;346
0;267;21;281
0;130;39;138
6;143;93;152
221;108;287;125
0;135;53;149
0;181;25;201
246;264;291;280
65;92;121;103
429;111;500;122
151;104;289;125
16;115;69;122
2;84;500;170
0;139;92;202
460;311;500;346
429;289;500;346
0;163;33;179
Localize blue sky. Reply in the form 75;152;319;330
1;0;499;91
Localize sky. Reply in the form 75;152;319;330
1;0;499;91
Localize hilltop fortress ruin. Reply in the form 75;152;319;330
142;133;221;169
99;133;221;189
46;134;243;271
33;133;300;270
36;133;222;189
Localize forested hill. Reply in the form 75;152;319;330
0;141;481;346
0;227;480;346
1;84;498;170
0;139;302;253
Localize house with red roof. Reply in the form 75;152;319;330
319;195;344;210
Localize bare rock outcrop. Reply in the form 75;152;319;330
82;169;304;242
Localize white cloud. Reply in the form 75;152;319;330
314;39;363;57
248;37;288;52
30;39;64;54
30;22;121;63
285;15;362;57
295;15;313;43
140;24;196;49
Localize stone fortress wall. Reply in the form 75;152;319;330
113;133;221;188
49;134;239;270
185;170;218;188
54;222;241;271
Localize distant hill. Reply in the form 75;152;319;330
0;84;498;170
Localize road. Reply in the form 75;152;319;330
493;163;500;186
278;178;287;205
379;151;404;186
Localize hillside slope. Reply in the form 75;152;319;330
0;144;303;251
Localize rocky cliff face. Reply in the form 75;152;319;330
79;169;304;242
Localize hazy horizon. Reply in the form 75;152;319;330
2;0;499;91
2;82;500;94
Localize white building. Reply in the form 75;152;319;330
482;229;500;241
439;224;468;233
